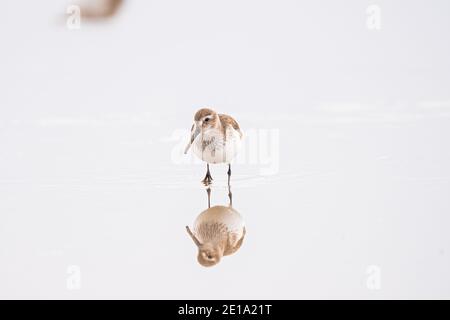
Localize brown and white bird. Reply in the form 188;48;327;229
184;108;243;206
74;0;123;20
186;205;246;267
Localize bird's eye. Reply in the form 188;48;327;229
207;255;212;259
204;117;210;122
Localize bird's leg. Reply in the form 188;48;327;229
202;163;213;186
206;186;211;208
227;164;232;206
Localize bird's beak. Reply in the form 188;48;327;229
186;226;201;247
184;123;201;154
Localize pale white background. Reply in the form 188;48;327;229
0;0;449;299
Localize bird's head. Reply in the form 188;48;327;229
184;108;219;154
194;108;219;131
186;225;222;267
197;243;223;267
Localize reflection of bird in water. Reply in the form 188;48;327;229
75;0;124;20
184;108;243;207
186;205;246;267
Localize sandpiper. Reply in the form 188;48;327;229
184;108;243;206
75;0;123;19
186;205;246;267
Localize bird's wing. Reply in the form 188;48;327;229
219;114;243;138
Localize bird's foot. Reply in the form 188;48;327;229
201;173;213;187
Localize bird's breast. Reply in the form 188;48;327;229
192;127;242;164
193;206;245;243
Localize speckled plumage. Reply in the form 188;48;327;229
185;108;243;164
